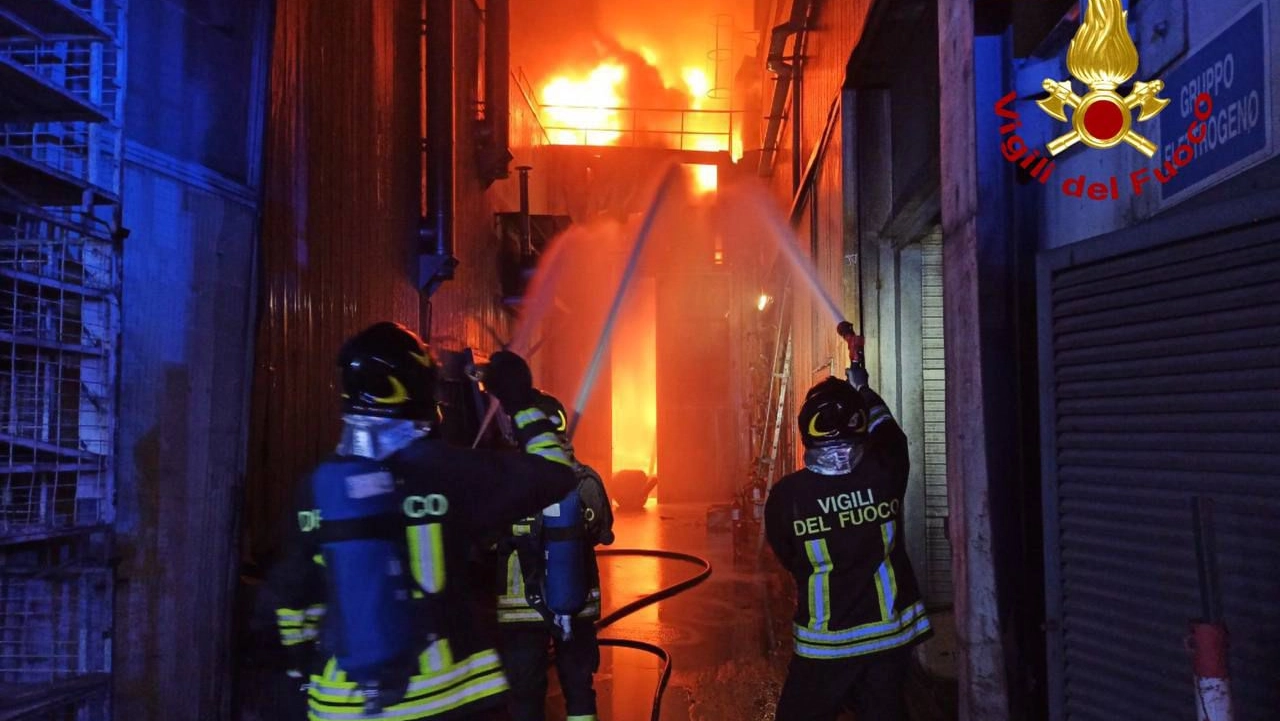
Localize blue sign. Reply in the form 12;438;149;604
1158;3;1270;202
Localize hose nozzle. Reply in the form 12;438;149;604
836;321;866;366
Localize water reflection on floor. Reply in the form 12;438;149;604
544;502;790;721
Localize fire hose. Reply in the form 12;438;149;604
589;548;713;721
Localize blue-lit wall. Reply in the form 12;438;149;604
113;0;271;717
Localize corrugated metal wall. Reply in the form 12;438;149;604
760;0;872;467
1039;197;1280;721
244;0;423;562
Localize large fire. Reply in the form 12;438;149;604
535;44;737;193
540;62;629;146
611;278;657;478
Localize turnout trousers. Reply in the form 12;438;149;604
773;645;913;721
499;620;599;721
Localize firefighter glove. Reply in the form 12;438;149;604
846;364;870;391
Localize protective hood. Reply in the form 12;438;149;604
803;441;865;476
337;414;430;460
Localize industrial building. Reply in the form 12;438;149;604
0;0;1275;720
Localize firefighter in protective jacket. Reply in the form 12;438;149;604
486;374;614;721
765;333;932;721
265;323;578;721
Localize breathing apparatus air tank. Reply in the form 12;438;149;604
311;459;414;692
540;487;588;619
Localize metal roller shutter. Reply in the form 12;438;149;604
1038;194;1280;721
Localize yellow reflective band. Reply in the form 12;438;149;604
807;414;840;438
526;432;571;466
804;539;832;632
498;608;547;624
307;648;502;716
311;553;325;567
566;716;599;721
882;522;898;617
371;375;410;405
407;523;447;593
793;603;931;659
277;608;305;623
505;551;524;598
514;408;546;429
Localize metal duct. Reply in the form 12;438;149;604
517;165;532;257
420;0;459;294
757;0;813;179
479;0;512;183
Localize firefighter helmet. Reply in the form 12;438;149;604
338;321;437;420
534;391;570;435
797;376;868;448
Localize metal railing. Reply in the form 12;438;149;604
514;67;740;153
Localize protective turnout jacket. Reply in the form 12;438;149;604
764;385;932;660
267;406;577;721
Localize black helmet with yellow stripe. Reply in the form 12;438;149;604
797;376;868;448
338;321;437;420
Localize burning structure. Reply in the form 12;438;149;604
0;0;1276;719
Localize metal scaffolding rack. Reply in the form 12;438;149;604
0;1;125;718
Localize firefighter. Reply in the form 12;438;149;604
764;333;932;721
487;378;614;721
265;323;578;721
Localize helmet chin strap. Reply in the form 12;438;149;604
338;415;431;460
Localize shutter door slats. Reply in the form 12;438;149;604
1052;225;1275;288
1058;367;1280;397
1055;327;1280;365
1056;302;1280;344
1059;431;1275;453
1057;411;1280;433
1058;390;1279;414
1055;347;1280;383
1043;216;1280;720
1060;466;1272;495
1053;285;1269;333
1052;232;1279;303
1052;259;1280;319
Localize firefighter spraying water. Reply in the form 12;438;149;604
764;323;932;721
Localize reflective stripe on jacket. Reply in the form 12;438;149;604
764;385;933;660
306;640;507;721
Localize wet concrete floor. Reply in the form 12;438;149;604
543;501;793;721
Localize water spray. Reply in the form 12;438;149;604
721;184;844;325
565;164;682;441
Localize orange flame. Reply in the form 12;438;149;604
611;278;657;477
1067;0;1139;89
537;54;741;163
540;62;628;145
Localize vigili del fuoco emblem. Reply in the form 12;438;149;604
1037;0;1170;157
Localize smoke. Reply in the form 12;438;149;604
512;0;754;107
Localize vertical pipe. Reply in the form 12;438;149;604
1192;497;1222;622
424;0;455;262
482;0;510;181
791;62;802;194
517;165;532;257
1190;496;1235;721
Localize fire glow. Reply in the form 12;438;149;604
535;44;741;180
611;278;657;478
